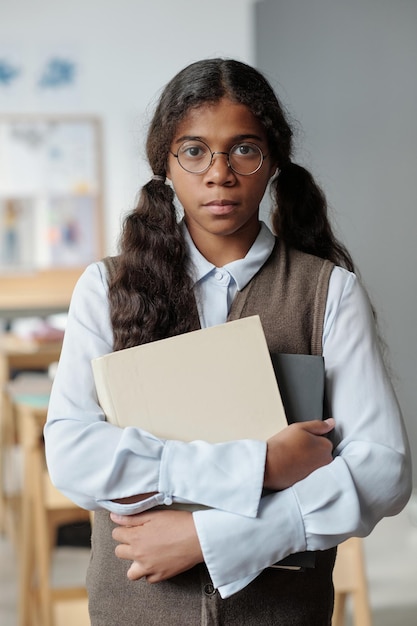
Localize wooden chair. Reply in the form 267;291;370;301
332;537;372;626
0;335;62;540
15;400;90;626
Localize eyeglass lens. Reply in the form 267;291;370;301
175;140;263;175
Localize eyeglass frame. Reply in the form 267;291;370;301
170;139;268;176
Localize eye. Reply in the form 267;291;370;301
178;141;209;160
231;143;260;157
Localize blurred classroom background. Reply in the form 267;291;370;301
0;1;416;624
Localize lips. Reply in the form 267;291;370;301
204;199;237;206
203;199;238;215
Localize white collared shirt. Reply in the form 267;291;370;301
45;222;411;598
184;222;275;327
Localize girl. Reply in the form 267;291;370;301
45;58;411;625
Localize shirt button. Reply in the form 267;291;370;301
204;583;216;596
214;271;223;281
163;496;172;506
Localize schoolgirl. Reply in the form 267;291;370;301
45;58;411;625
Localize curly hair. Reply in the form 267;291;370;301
108;58;354;350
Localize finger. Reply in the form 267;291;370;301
111;511;153;527
301;418;335;435
112;524;143;544
127;560;145;581
110;512;138;526
110;513;131;526
112;526;131;542
114;543;135;561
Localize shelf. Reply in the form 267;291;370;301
0;267;85;313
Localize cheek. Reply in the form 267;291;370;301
169;176;197;208
247;178;271;204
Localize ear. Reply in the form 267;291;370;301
165;161;172;181
269;163;279;179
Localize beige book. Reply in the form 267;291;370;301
92;315;287;443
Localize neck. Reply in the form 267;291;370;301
187;222;261;266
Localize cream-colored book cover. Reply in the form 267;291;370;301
92;315;287;443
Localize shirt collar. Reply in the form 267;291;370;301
183;221;276;291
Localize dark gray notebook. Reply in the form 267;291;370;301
268;353;326;570
270;353;325;424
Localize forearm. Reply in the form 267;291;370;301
193;487;305;597
194;270;412;598
45;264;267;516
194;438;410;598
46;384;267;516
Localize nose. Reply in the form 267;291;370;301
204;152;235;184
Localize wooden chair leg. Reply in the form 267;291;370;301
16;403;90;626
33;443;54;626
332;591;347;626
18;446;36;626
332;538;372;626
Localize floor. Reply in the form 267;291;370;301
1;494;416;625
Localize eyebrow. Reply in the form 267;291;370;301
173;133;265;145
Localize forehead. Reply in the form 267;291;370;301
172;98;267;144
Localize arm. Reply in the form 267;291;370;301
191;267;412;596
113;268;411;595
110;417;335;581
44;262;266;517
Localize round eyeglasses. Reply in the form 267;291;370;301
170;139;267;176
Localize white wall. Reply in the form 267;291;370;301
255;0;417;484
0;0;256;253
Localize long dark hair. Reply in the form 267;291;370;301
109;58;355;350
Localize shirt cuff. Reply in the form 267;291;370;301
96;492;172;515
291;456;362;545
193;487;306;595
159;438;267;517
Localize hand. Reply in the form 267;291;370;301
264;418;335;491
110;509;203;583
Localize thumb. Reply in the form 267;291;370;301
319;417;335;434
323;417;335;430
302;418;335;435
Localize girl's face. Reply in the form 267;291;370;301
167;97;276;263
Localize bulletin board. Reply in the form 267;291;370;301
0;115;104;313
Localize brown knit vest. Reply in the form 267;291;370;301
88;240;336;625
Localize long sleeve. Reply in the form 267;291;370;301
44;262;266;517
193;267;412;597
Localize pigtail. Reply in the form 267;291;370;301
107;58;359;352
271;163;355;272
108;178;195;351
